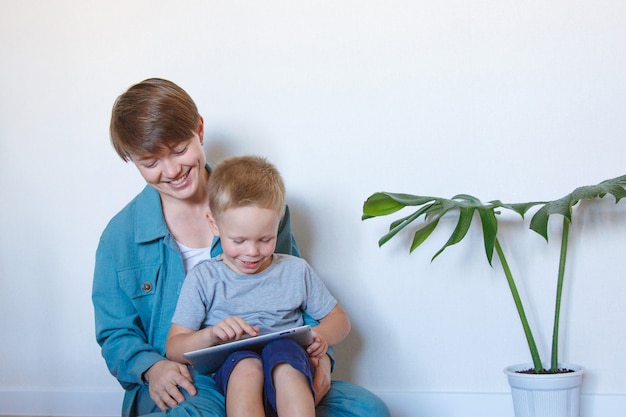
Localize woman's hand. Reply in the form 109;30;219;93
144;359;197;411
311;353;332;405
306;332;329;359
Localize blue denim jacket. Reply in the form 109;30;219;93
92;180;300;411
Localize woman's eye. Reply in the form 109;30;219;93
174;146;188;155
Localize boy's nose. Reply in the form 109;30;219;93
245;243;260;256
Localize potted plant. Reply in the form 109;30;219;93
362;175;626;417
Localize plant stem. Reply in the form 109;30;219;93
551;218;570;371
495;238;544;372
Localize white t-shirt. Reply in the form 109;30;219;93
175;241;213;273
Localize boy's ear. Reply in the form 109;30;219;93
206;211;220;235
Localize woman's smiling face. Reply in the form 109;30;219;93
132;132;207;203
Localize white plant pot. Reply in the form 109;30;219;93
504;363;584;417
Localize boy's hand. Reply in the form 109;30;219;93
306;331;328;359
208;316;259;345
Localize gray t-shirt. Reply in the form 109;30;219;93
172;253;337;332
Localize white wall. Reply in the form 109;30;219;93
1;1;625;416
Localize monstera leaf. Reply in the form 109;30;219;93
363;174;626;372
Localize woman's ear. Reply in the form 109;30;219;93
198;117;205;145
206;211;220;235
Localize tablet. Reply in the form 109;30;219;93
183;325;314;374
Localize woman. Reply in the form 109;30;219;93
92;78;390;417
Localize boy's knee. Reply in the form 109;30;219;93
272;362;302;380
231;356;263;379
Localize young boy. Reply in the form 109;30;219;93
166;156;351;417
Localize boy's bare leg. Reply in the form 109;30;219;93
272;363;315;417
226;357;265;417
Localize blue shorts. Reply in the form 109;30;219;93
213;338;314;416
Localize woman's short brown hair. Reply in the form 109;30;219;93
110;78;201;161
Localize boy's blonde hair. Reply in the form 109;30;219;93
208;156;286;220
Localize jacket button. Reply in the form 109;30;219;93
142;282;152;292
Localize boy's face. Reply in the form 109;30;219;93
209;206;281;275
131;121;207;203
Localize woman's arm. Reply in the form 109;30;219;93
92;241;164;388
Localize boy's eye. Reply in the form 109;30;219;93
142;160;158;168
173;146;188;155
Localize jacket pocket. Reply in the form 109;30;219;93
118;265;160;300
